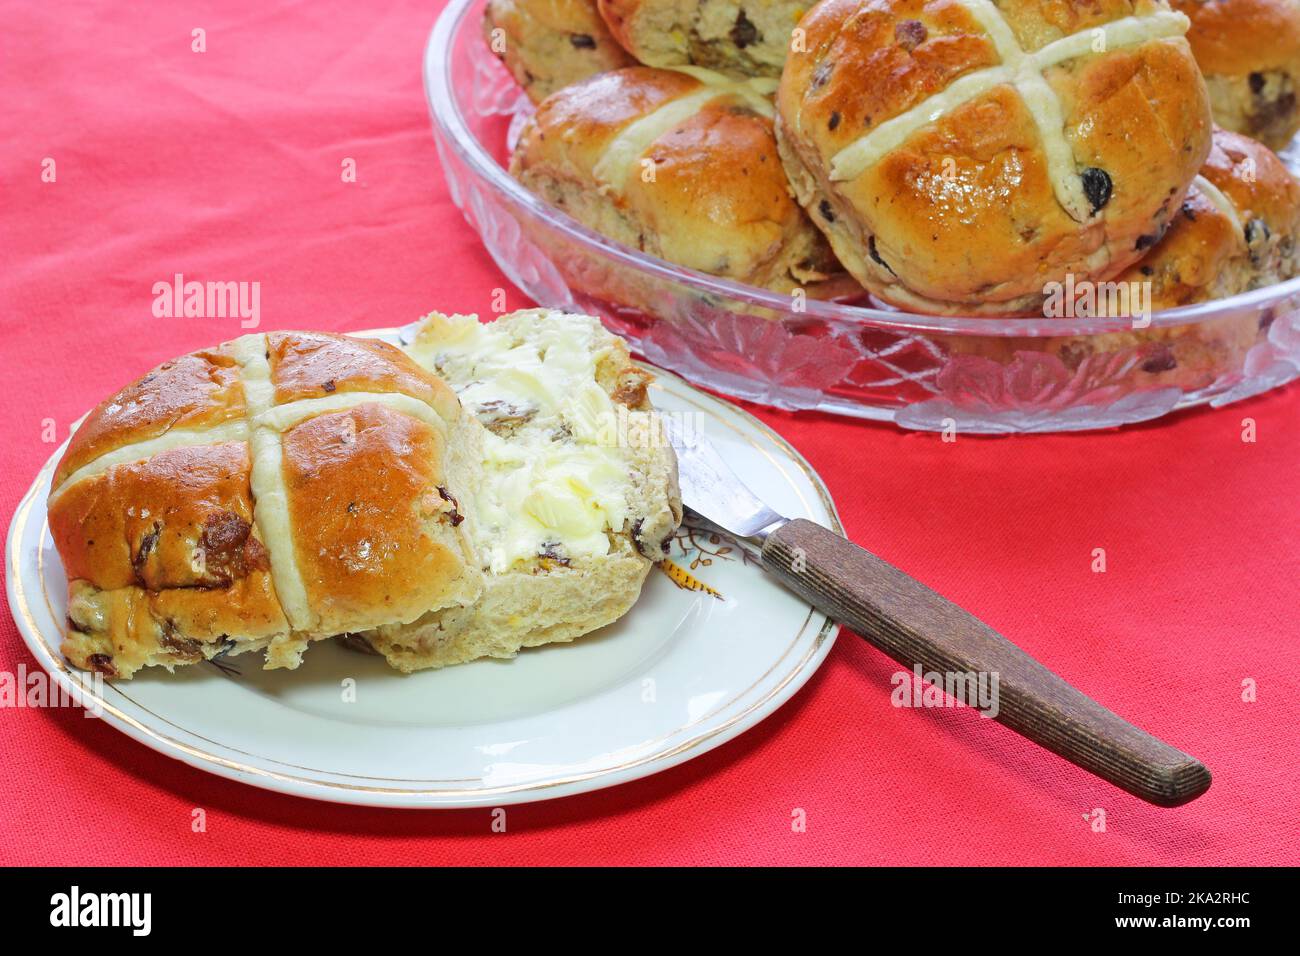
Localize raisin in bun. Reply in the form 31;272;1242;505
776;0;1213;315
485;0;636;103
361;310;683;672
1115;127;1300;303
1172;0;1300;150
597;0;806;78
47;332;483;679
511;65;846;293
945;128;1300;390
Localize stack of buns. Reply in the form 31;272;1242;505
48;314;681;679
490;0;1300;341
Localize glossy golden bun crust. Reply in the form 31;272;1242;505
597;0;808;78
946;128;1300;393
776;0;1213;315
1203;128;1300;277
510;65;844;293
53;346;246;489
48;332;480;679
1116;127;1300;305
1112;184;1244;308
1172;0;1300;149
267;330;460;415
484;0;636;103
280;402;470;637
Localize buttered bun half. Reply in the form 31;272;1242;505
362;310;683;673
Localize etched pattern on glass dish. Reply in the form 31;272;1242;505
426;0;1300;432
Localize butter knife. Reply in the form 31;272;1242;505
666;420;1211;808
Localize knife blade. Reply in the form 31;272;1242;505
663;417;1211;807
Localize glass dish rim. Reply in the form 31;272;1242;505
424;0;1300;336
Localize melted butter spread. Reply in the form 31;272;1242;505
409;313;634;575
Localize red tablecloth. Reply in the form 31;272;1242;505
2;0;1297;867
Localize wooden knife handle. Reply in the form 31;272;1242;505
762;519;1211;807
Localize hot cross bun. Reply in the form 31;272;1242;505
511;64;847;293
484;0;636;103
1172;0;1300;150
48;332;482;678
776;0;1214;315
598;0;809;78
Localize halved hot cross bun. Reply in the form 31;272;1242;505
510;65;850;294
1172;0;1300;150
484;0;635;104
47;332;483;679
597;0;808;79
776;0;1214;315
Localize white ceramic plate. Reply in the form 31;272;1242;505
6;327;840;808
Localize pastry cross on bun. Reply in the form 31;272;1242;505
511;64;845;293
597;0;809;79
484;0;635;104
1173;0;1300;150
362;310;683;673
777;0;1214;315
47;332;483;679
